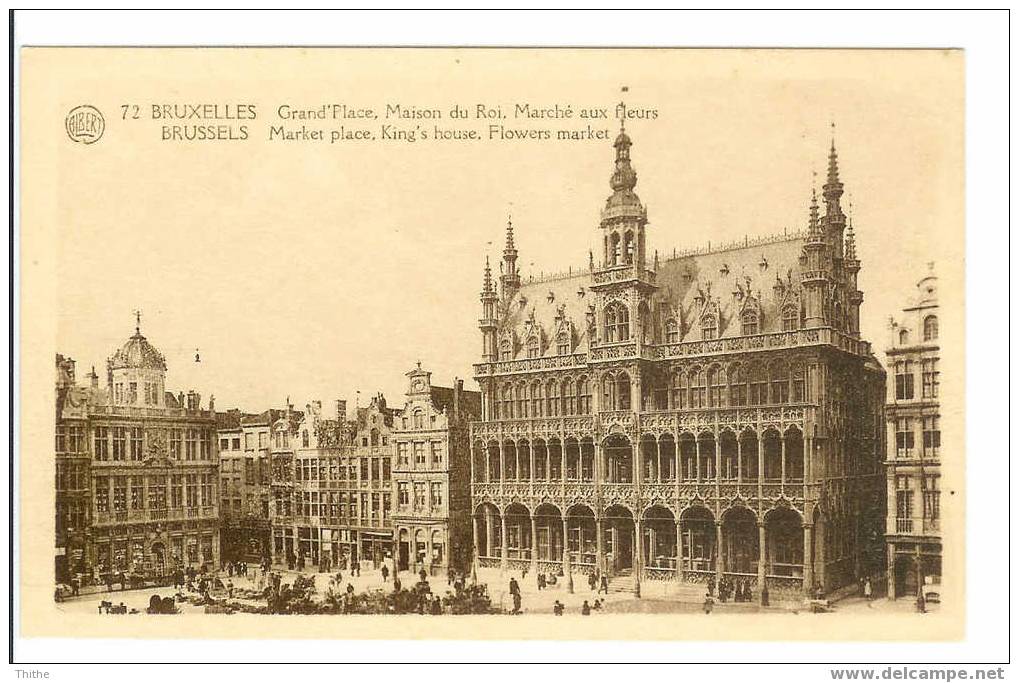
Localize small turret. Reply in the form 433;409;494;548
480;256;499;362
823;128;846;258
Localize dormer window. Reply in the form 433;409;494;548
782;305;799;332
499;340;512;362
556;333;571;356
605;303;630;343
741;310;759;336
899;329;910;345
701;314;718;340
526;336;540;359
923;315;938;342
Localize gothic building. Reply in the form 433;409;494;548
55;319;220;586
470;124;885;601
884;265;941;600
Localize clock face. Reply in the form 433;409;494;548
413;380;425;391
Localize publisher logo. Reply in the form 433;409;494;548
65;105;105;144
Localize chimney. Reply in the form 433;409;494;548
89;365;99;389
106;359;114;392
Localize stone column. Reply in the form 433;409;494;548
757;523;767;604
676;519;684;582
887;541;897;600
498;442;505;492
528;442;535;489
484;509;494;558
633;519;642;598
500;515;507;574
695;439;702;481
562;517;573;593
595;518;604;575
529;514;538;575
736;439;743;486
757;434;765;500
471;515;480;573
714;521;724;583
802;524;814;597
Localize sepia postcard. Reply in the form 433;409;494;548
18;46;965;643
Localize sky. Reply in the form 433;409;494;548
44;49;962;414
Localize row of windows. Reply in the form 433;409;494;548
893;359;940;400
395;441;445;467
396;481;444;510
220;431;270;452
93;426;214;462
494;361;810;418
895;474;940;521
291;456;392;483
602;303;801;345
112;380;161;406
55;498;88;533
93;474;215;512
274;491;391;520
221;456;270;485
893;416;941;459
400;410;439;430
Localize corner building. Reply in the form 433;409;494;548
884;266;941;600
470;125;885;601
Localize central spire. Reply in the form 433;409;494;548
609;119;638;193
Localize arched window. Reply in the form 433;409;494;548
413;409;425;429
741;310;759;336
923;315;938;341
526;336;540;359
665;318;679;344
748;365;768;405
556;332;571;356
605;303;630;343
689;368;706;409
638;302;652;344
531;381;543;417
499;339;512;362
791;362;806;402
370;428;379;447
563;379;577;416
671;370;688;410
769;360;790;404
577;377;592;415
615;372;631;410
707;366;725;407
729;364;748;406
516;384;528;418
899;329;910;345
701;314;718;340
546;380;561;417
782;305;799;332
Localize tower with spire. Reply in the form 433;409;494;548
499;216;521;302
599;117;649;271
823;128;846;261
800;184;829;328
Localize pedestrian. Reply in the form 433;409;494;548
593;599;602;611
761;584;770;607
537;573;546;591
707;576;716;597
394;576;402;592
509;576;520;598
70;576;79;596
227;579;234;598
581;600;591;615
381;564;390;582
588;572;597;592
512;592;522;615
863;577;873;604
599;575;609;595
703;592;714;615
227;562;234;577
346;583;355;595
553;600;564;616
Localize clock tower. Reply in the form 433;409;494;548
406;361;431;396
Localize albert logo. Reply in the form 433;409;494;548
65;105;105;144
